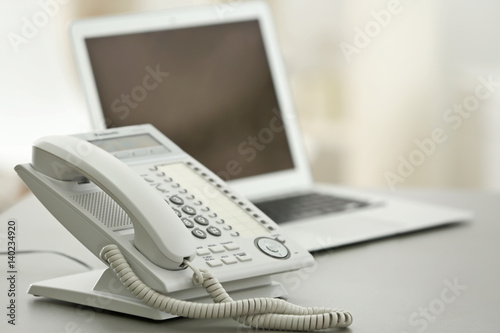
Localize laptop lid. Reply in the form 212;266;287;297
70;1;312;200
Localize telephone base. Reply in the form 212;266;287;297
28;268;288;320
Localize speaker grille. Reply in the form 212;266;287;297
70;191;133;231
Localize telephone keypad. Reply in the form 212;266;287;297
142;169;240;242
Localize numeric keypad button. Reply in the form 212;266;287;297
194;215;209;226
181;218;194;228
182;206;196;215
169;196;184;205
191;228;207;239
207;226;222;237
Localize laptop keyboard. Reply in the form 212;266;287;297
254;192;371;224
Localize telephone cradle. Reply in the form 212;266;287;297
15;124;352;330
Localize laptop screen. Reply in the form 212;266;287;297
85;19;294;182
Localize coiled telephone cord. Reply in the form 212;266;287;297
100;244;353;331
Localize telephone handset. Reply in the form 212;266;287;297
31;135;195;270
15;124;352;330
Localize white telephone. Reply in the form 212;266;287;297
15;124;352;330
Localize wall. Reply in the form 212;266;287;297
1;0;499;212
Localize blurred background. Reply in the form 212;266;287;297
1;0;500;213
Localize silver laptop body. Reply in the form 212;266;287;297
70;1;471;251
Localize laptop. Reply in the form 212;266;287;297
69;1;471;252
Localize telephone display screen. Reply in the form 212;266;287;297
85;19;294;182
91;134;162;153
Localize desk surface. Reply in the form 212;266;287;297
1;190;499;333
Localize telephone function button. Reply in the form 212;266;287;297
206;259;223;267
208;245;224;253
223;242;240;251
235;253;252;262
191;228;207;239
155;185;167;192
275;236;286;243
265;243;280;253
221;256;238;265
196;248;211;256
255;237;290;259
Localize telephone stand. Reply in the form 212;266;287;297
27;268;288;320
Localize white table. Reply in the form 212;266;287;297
1;190;498;332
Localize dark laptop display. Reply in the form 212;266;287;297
85;20;294;182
